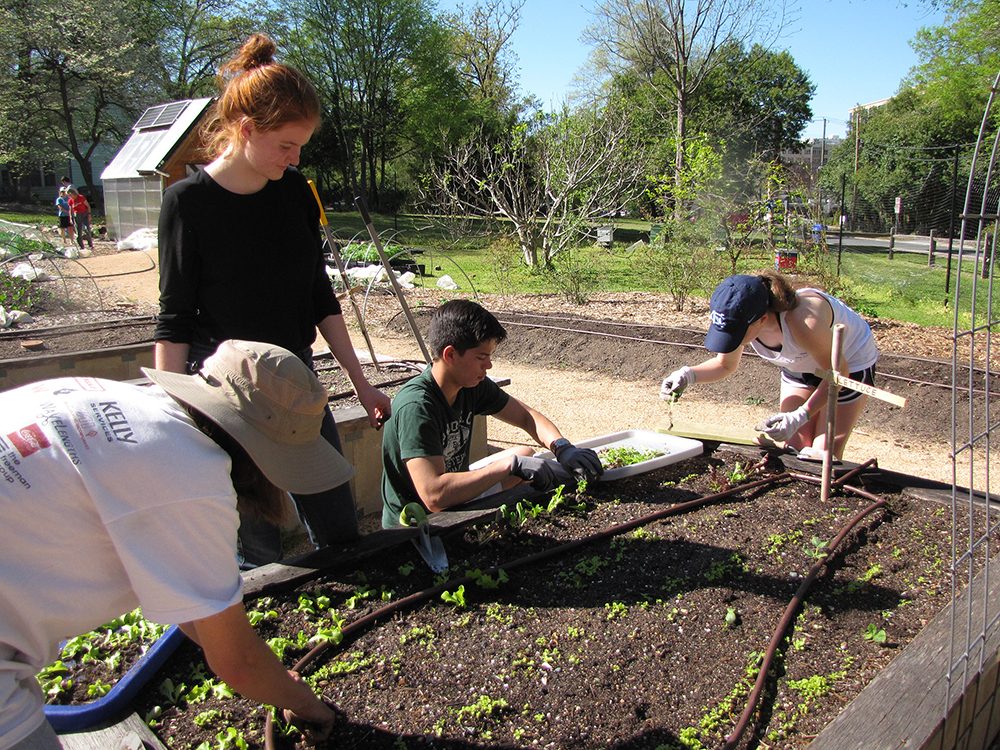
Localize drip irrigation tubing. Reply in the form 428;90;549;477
263;461;793;748
75;249;157;278
722;471;888;750
261;459;891;749
0;315;155;342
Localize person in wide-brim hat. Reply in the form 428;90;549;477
143;339;353;494
0;339;345;750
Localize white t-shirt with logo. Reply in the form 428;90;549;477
0;377;242;748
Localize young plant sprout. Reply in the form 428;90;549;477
598;445;666;470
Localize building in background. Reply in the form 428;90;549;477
0;147;116;203
100;98;214;241
781;136;842;183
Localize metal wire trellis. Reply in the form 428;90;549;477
947;66;1000;716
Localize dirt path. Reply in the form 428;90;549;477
74;248;974;488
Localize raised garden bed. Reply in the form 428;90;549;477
45;447;996;749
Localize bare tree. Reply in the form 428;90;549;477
584;0;791;214
422;104;649;267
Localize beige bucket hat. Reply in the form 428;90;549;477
142;339;353;494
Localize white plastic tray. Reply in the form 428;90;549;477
536;429;703;481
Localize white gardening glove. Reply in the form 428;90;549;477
660;366;695;402
756;406;810;442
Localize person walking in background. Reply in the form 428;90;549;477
66;188;93;251
54;188;74;245
154;33;391;567
659;270;878;460
0;341;342;750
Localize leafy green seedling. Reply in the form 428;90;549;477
398;562;415;576
804;536;831;560
158;678;186;706
598;445;665;469
441;585;466;609
466;568;509;589
863;623;888;644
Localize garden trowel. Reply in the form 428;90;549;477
400;502;449;573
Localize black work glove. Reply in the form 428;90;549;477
509;456;566;492
552;438;604;480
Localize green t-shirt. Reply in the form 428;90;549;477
381;367;509;528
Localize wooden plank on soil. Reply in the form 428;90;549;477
656;418;782;448
58;712;167;750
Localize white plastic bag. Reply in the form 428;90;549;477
9;263;49;282
117;228;158;252
437;274;459;290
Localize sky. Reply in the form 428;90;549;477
437;0;946;140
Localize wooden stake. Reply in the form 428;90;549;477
821;324;845;503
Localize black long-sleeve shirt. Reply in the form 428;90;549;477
154;167;341;354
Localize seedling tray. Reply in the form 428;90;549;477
536;429;703;481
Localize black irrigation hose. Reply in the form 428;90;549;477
721;478;888;750
263;464;789;749
0;315;156;341
262;462;891;750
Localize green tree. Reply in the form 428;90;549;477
444;0;523;116
584;0;790;214
287;0;465;210
0;0;155;206
150;0;266;100
694;43;814;165
907;0;1000;142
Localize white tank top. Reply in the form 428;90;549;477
749;289;878;374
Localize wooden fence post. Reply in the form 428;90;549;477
983;233;994;279
888;230;895;261
928;230;936;267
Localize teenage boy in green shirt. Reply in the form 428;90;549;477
381;300;603;528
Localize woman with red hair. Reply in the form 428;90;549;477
154;34;391;567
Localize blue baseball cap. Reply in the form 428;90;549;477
704;275;770;354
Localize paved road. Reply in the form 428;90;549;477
827;233;986;262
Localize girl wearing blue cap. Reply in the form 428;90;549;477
659;270;878;460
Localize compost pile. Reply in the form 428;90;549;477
74;448;971;750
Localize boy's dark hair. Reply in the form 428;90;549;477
60;176;70;183
428;299;507;359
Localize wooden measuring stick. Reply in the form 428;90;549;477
813;368;907;407
820;324;844;503
307;181;381;372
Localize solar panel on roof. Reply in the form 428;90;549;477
132;101;189;131
150;101;188;128
133;105;165;130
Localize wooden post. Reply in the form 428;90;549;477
928;230;936;267
888;230;895;261
982;233;994;280
820;324;845;504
